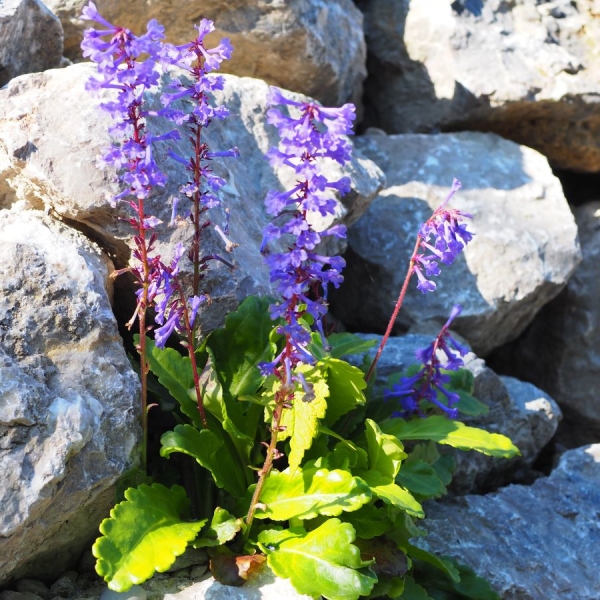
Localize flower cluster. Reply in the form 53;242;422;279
81;2;178;205
146;19;239;348
260;87;355;377
83;4;237;351
412;178;474;294
384;305;469;419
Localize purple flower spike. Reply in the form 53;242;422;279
262;86;355;386
384;305;468;419
412;180;474;294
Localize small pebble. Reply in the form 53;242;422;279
49;571;78;598
99;584;147;600
14;580;50;600
189;564;207;579
0;591;44;600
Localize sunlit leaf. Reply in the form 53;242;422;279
365;419;406;479
356;470;424;518
381;416;520;458
93;484;205;592
193;508;243;548
323;358;368;425
253;467;371;521
261;519;376;600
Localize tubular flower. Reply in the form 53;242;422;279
259;87;355;383
144;19;237;347
384;305;469;419
81;1;179;205
412;179;474;294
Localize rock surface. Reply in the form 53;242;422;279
358;0;600;172
419;444;600;599
351;333;561;494
0;63;384;333
46;0;366;109
0;0;64;87
491;201;600;446
332;130;581;356
0;209;140;585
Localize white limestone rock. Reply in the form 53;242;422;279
0;209;139;585
332;130;580;357
358;0;600;172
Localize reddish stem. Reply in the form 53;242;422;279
365;235;421;383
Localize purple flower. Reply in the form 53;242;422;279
81;2;177;206
259;87;355;384
412;179;474;294
384;305;468;419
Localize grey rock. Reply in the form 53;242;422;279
418;444;600;599
14;581;49;600
0;210;140;585
352;333;561;494
0;63;384;334
166;548;209;573
45;0;366;109
332;130;580;356
99;585;147;600
358;0;600;172
494;201;600;445
0;592;43;600
162;563;312;600
0;0;63;87
49;572;78;598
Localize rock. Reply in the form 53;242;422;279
0;0;64;87
358;0;600;172
0;209;140;585
99;585;147;600
13;581;49;600
48;572;78;598
418;445;600;599
162;563;312;600
332;130;580;357
352;332;561;494
491;201;600;446
0;63;384;334
0;592;43;600
45;0;366;109
449;362;561;494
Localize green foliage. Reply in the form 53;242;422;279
93;484;205;592
259;519;377;600
160;424;248;497
251;467;371;521
382;416;520;458
103;297;516;600
273;364;329;472
207;295;276;398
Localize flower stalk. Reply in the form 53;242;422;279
365;179;473;383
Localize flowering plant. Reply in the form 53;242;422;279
82;5;518;599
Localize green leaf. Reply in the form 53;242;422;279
326;333;378;359
400;575;433;599
446;369;489;417
365;419;407;479
262;519;377;600
324;358;368;425
143;337;200;427
381;416;520;458
93;484;205;592
253;467;371;521
414;557;501;600
193;508;243;548
206;296;276;398
197;350;261;473
356;470;424;518
406;544;460;583
396;459;446;499
277;364;329;472
160;424;247;497
341;504;392;540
